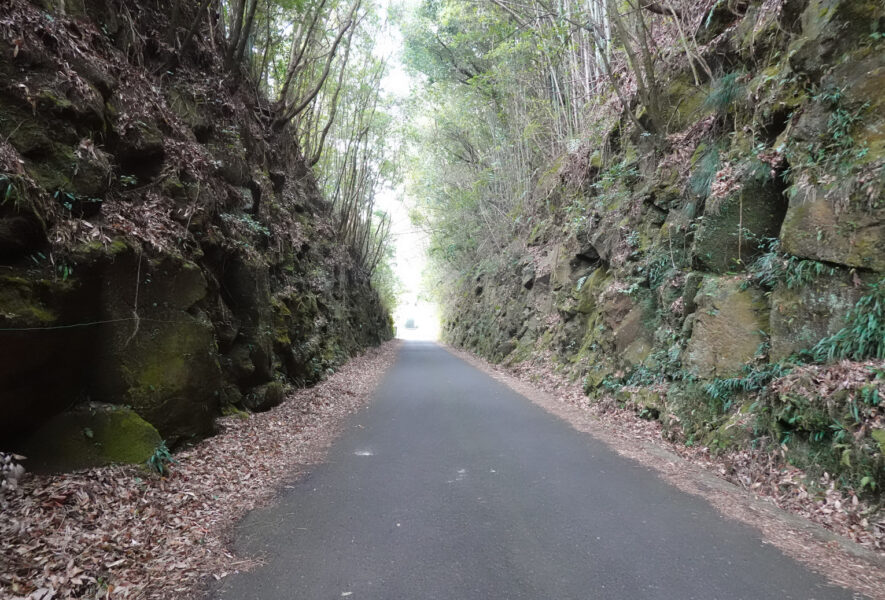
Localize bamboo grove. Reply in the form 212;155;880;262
168;0;398;299
402;0;716;290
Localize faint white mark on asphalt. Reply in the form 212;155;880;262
447;468;468;484
341;593;352;597
354;450;373;456
489;469;496;473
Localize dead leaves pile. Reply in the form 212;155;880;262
0;341;398;600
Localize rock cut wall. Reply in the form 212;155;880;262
442;0;884;491
0;0;392;465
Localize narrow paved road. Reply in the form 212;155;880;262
214;342;857;600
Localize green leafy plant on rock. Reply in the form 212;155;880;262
688;143;722;198
789;87;870;183
745;238;836;290
0;174;23;206
703;361;792;413
814;277;885;361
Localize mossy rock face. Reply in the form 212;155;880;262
243;381;288;412
0;275;56;325
748;63;806;135
0;99;66;156
596;289;655;366
34;78;105;129
494;339;518;362
769;271;867;360
660;75;708;130
703;400;754;451
693;175;787;273
788;0;883;78
208;135;250;188
214;253;276;386
615;387;663;415
219;254;273;322
551;243;581;291
70;146;113;198
682;271;704;316
16;403;162;473
589;213;626;264
94;251;221;444
98;316;221;444
661;381;713;438
0;0;394;460
219;383;244;410
695;0;740;44
780;191;885;272
614;303;653;365
735;2;787;59
109;97;164;158
0;99;97;196
821;48;885;166
576;267;610;314
167;87;213;143
0;268;99;442
685;277;769;378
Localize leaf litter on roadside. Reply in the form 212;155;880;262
0;341;399;600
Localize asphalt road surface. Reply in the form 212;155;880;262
213;341;858;600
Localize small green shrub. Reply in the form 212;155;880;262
147;441;175;475
0;174;22;205
755;364;885;493
589;160;638;207
640;251;673;290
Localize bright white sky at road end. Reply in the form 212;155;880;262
373;0;440;339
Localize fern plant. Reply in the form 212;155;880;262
689;144;721;197
703;362;792;413
814;278;885;361
746;238;836;290
703;72;743;114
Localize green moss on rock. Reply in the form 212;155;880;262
0;276;56;324
780;192;885;272
685;277;769;378
662;76;708;129
243;381;288;412
17;403;162;473
693;173;787;273
769;270;868;360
